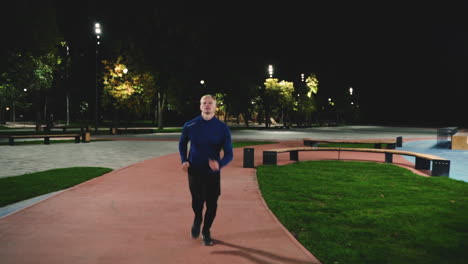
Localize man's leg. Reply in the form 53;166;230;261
202;194;219;234
201;172;220;246
188;172;204;238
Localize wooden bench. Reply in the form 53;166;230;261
8;134;82;145
54;125;90;133
260;146;450;177
120;128;154;134
303;136;403;149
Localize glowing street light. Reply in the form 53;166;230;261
94;22;102;133
268;65;273;78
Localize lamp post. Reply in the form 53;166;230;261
94;22;101;133
200;80;206;91
64;44;70;126
268;65;273;78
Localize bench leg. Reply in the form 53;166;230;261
290;151;298;161
243;148;255;168
9;138;14;146
75;136;81;143
432;160;450;177
415;157;430;170
396;136;403;147
303;140;318;147
44;137;50;144
385;153;393;163
263;151;277;165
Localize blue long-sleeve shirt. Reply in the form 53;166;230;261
179;115;233;172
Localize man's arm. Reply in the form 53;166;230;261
219;126;233;168
178;124;189;164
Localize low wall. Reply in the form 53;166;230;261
452;132;468;150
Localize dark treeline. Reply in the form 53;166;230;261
1;1;467;128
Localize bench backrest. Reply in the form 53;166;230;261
10;134;80;138
267;147;447;161
303;138;397;144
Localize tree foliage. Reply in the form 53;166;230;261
293;73;319;126
260;73;319;127
101;56;157;117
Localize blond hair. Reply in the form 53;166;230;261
200;94;217;104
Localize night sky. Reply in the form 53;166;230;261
204;2;468;126
3;1;468;126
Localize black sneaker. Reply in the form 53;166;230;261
202;231;214;246
191;224;200;239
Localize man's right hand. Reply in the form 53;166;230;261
182;161;190;172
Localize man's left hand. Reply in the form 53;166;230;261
209;159;220;171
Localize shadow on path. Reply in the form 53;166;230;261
213;240;316;264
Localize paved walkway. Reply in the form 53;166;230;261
1;126;467;263
0;142;321;264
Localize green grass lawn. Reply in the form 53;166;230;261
257;160;468;264
0;167;113;207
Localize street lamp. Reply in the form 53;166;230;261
200;80;207;91
268;65;273;78
64;43;70;126
94;22;101;133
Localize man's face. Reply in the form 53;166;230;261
200;96;217;115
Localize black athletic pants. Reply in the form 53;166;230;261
188;168;220;233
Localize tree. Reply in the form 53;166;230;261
91;3;209;128
293;73;319;126
258;73;319;128
262;78;295;127
0;1;62;129
132;5;209;128
101;56;157;124
278;80;295;127
223;76;260;127
0;76;20;123
0;49;63;129
214;92;227;121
